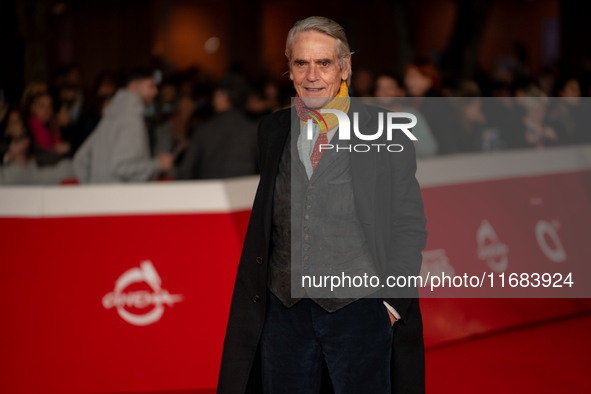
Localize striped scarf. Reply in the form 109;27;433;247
294;80;350;134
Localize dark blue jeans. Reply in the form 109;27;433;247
260;289;393;394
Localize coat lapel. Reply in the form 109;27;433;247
307;129;346;184
290;116;310;183
260;109;292;254
349;98;377;226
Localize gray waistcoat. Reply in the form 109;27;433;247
267;124;380;312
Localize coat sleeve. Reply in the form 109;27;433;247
73;132;93;183
257;117;264;172
256;112;278;172
111;115;161;182
176;128;201;180
382;128;428;321
153;123;172;156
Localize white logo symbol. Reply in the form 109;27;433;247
420;249;455;284
477;220;509;272
535;220;567;263
102;261;183;326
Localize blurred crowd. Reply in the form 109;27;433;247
0;58;590;185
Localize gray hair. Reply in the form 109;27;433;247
285;16;353;80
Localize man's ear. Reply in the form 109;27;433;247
287;59;296;81
341;55;351;81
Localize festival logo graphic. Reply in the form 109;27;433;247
102;260;183;326
477;220;509;272
420;249;455;285
535;220;567;263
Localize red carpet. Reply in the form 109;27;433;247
425;312;591;393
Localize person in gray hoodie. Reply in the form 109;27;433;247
73;68;174;183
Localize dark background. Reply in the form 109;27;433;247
2;0;591;98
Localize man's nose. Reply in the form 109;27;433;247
306;64;318;81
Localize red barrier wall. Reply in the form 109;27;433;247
1;146;590;393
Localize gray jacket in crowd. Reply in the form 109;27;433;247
73;89;160;183
0;159;75;185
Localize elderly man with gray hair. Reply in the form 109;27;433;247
217;16;427;394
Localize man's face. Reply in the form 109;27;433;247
212;89;231;113
404;68;431;98
31;95;53;123
560;79;581;105
375;76;405;106
131;78;158;105
289;30;350;109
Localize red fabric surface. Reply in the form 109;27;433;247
425;313;591;393
0;212;249;393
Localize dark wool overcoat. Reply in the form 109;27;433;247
217;98;428;393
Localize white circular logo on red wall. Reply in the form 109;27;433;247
477;220;509;273
535;220;567;263
102;260;183;326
